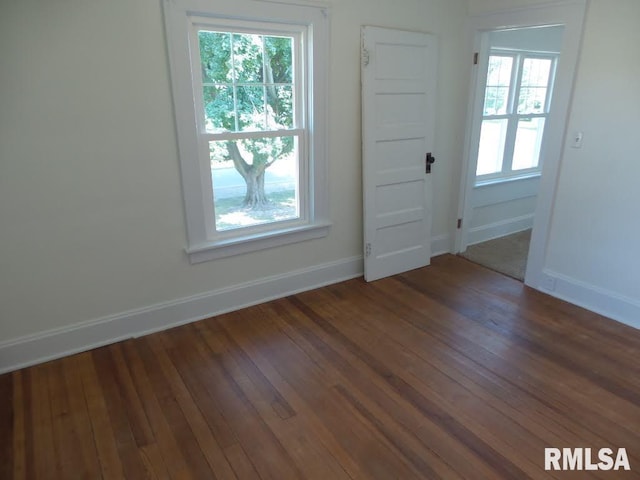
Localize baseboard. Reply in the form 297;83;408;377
539;269;640;331
467;214;534;246
0;256;364;374
431;233;452;256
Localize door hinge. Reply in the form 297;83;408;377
457;218;463;229
365;242;372;258
362;47;370;67
473;52;479;65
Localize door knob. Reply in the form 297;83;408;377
426;152;435;174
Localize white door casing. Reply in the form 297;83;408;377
455;1;587;290
361;26;438;282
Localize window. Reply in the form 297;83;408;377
476;50;557;182
199;29;301;231
163;0;329;263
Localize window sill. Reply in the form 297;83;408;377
475;172;541;188
186;221;331;264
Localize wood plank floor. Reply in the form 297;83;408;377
2;255;640;479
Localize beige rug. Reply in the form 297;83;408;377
460;229;531;281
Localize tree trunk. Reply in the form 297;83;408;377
227;141;270;209
243;168;269;208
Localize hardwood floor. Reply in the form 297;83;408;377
2;254;640;479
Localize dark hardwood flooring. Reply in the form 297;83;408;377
2;255;640;479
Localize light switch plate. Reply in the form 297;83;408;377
571;131;583;148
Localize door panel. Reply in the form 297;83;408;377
362;26;438;281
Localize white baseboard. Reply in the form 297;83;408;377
0;256;364;374
539;269;640;331
431;233;453;256
467;214;534;246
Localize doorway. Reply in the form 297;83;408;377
460;25;563;281
454;1;587;291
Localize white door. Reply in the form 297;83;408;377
361;26;438;282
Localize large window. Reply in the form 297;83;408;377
476;51;557;181
163;0;329;263
197;28;301;231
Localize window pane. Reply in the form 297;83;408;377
203;85;234;133
521;58;551;87
210;136;299;231
264;36;293;84
265;36;294;129
236;86;266;131
198;31;232;83
484;86;510;115
233;33;264;83
484;56;513;115
267;85;293;128
476;119;508;176
512;117;545;170
518;58;552;114
518;87;548;114
487;56;513;86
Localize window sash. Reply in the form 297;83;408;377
203;128;305;142
206;131;309;239
190;21;305;135
477;50;557;180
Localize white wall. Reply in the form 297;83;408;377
0;0;469;369
545;0;640;310
489;24;563;53
469;0;640;327
468;177;539;245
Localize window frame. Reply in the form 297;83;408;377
163;0;330;263
191;21;308;238
476;48;558;185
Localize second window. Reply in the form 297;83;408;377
476;50;557;181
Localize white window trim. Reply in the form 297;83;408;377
162;0;330;263
476;48;558;184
